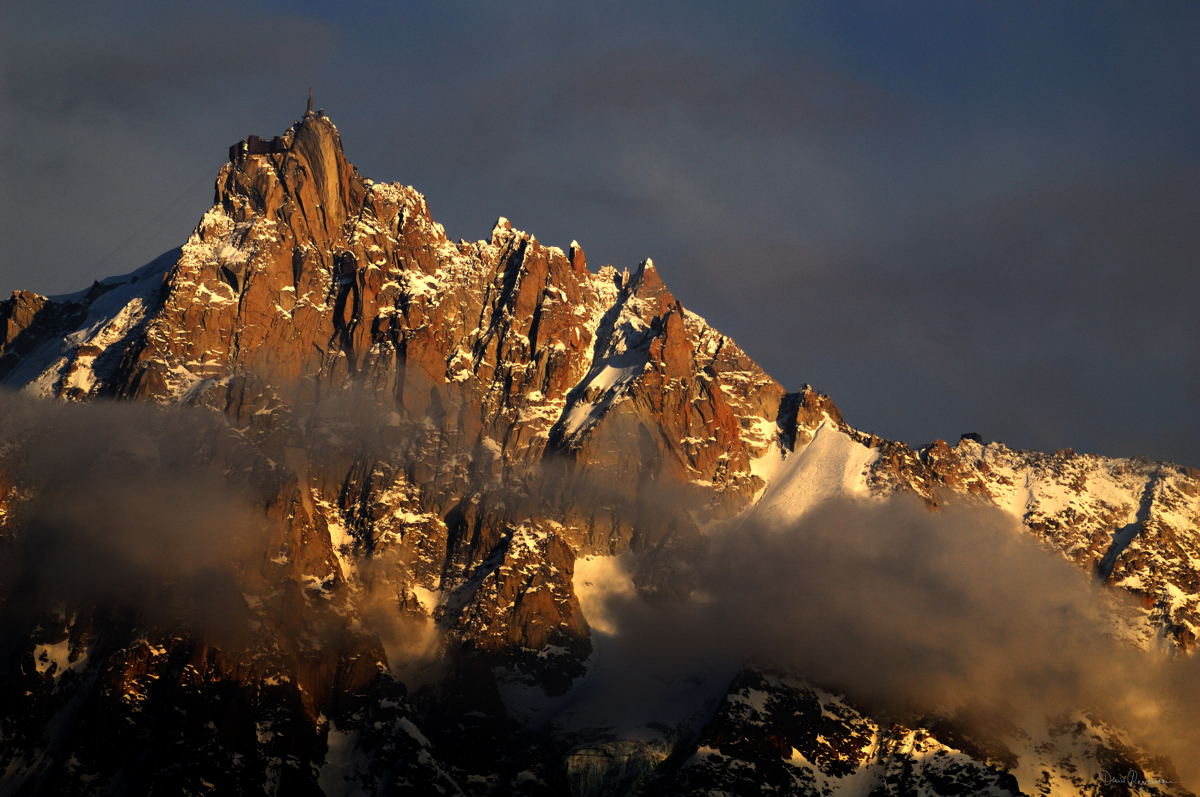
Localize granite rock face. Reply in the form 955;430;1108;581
0;110;1196;796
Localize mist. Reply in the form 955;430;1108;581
580;494;1200;787
2;387;1196;786
0;392;273;648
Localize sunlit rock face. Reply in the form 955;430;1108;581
0;110;1197;796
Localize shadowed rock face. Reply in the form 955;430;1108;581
0;111;1197;796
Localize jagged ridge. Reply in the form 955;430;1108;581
0;108;1196;796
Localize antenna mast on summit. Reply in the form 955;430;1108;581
307;88;313;114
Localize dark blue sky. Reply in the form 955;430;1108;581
2;1;1198;465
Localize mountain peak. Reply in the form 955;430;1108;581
220;111;365;248
0;111;1197;796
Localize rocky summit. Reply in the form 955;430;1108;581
0;108;1197;796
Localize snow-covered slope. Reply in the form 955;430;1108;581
750;421;879;523
736;395;1200;654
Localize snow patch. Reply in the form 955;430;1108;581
749;423;880;524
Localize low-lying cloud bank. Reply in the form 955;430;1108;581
0;393;271;648
1;391;1195;786
587;495;1200;786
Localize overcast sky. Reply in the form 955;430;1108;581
2;1;1197;465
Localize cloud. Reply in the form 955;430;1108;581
0;393;272;647
2;11;335;120
548;43;894;137
0;382;1194;785
583;495;1200;787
